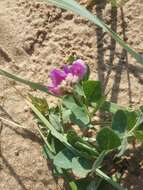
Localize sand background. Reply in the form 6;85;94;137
0;0;143;189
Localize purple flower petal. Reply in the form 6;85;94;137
49;69;67;86
63;65;71;74
47;60;87;96
71;59;87;79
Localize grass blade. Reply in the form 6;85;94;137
96;168;127;190
26;99;80;154
42;0;143;65
0;69;49;93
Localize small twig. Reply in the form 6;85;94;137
0;116;26;129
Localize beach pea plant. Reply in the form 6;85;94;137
26;58;143;190
0;0;142;189
0;57;142;190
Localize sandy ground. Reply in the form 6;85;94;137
0;0;143;189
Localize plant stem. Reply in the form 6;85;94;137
110;0;117;7
96;168;127;190
73;92;92;123
91;97;106;117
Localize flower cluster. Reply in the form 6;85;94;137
48;59;87;95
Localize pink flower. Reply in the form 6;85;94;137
48;59;87;96
71;59;87;79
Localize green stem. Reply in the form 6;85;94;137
73;92;92;123
110;0;117;7
96;168;127;190
0;69;51;94
91;97;106;117
37;126;54;153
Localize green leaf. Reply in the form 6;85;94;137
72;157;92;178
74;84;85;97
67;55;78;64
100;101;129;114
87;179;102;190
96;128;121;151
67;130;87;145
53;166;63;177
43;0;143;66
125;111;138;130
49;135;66;154
49;113;62;132
63;96;90;128
54;149;75;169
83;81;102;103
42;144;64;176
61;107;71;124
67;130;98;157
69;181;78;190
140;106;143;113
137;113;143;126
29;94;49;115
134;130;143;143
75;141;99;158
98;180;117;190
126;112;143;137
75;178;91;190
112;110;127;135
